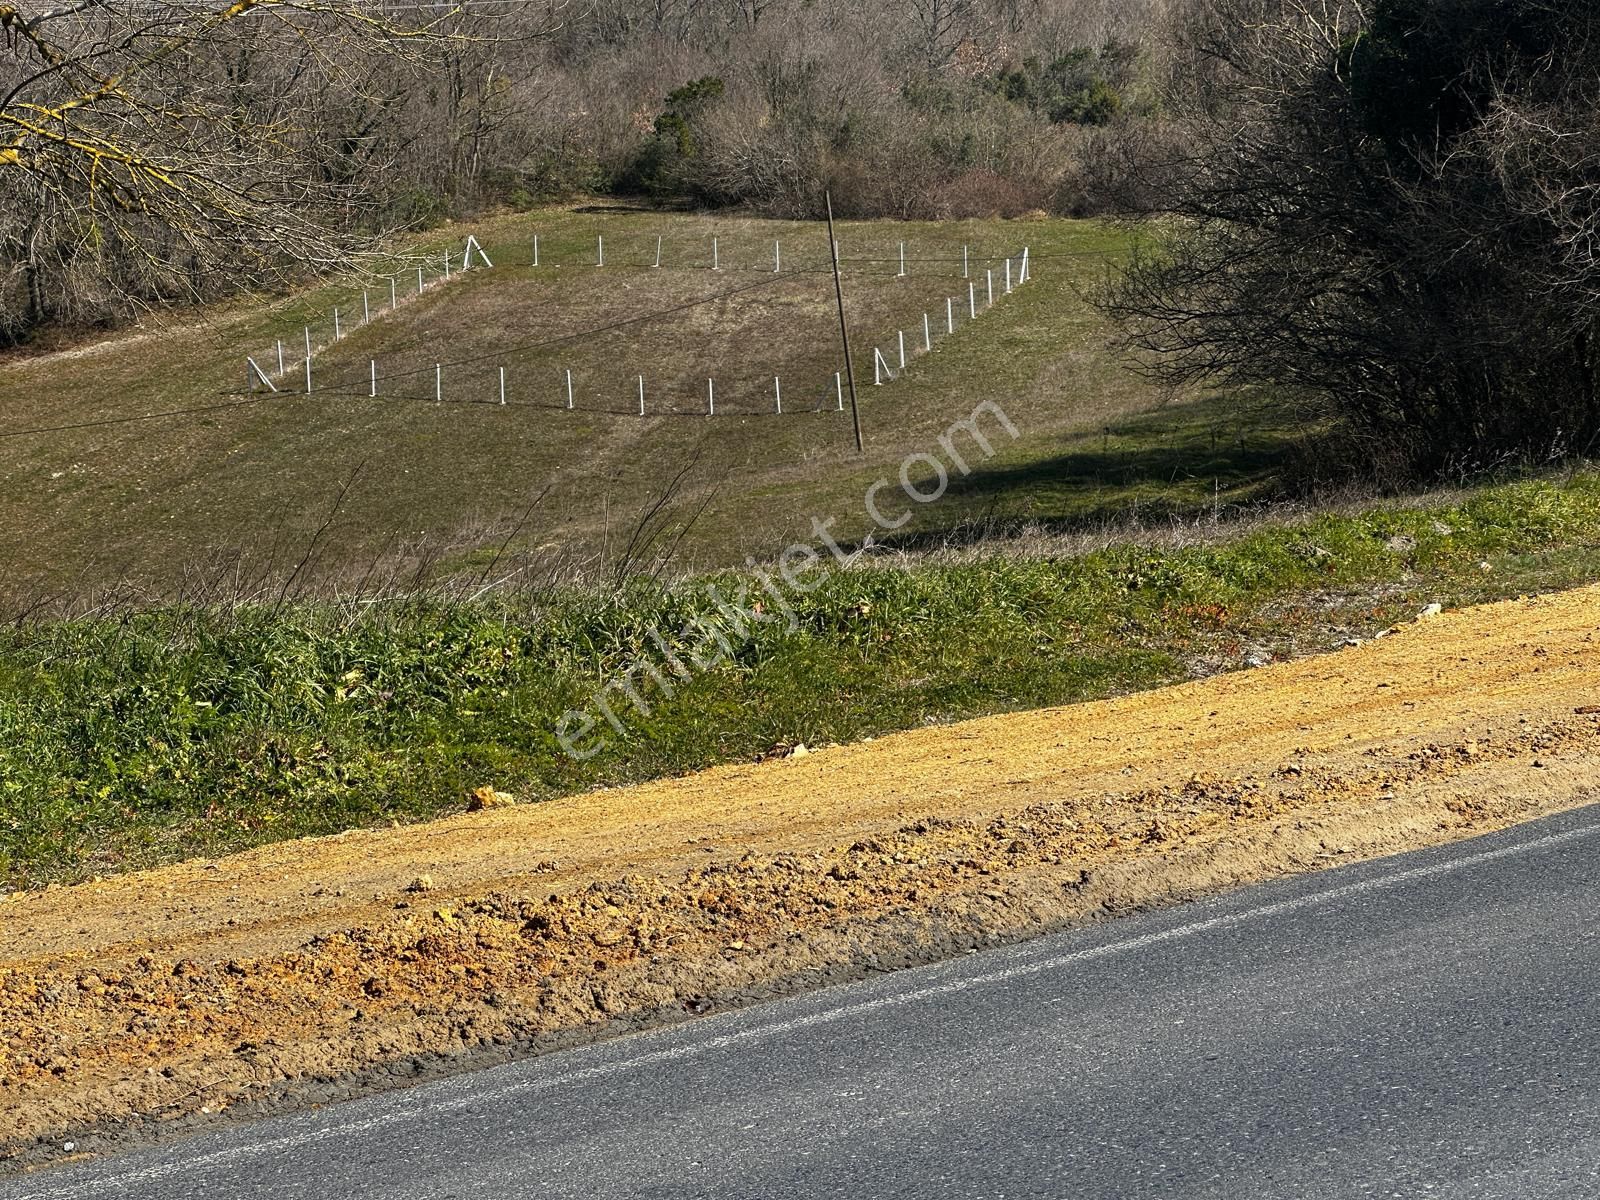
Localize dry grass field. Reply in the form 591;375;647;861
0;205;1295;604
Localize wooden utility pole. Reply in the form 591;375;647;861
826;191;865;454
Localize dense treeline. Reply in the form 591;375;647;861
7;0;1599;482
481;0;1173;219
0;0;1173;343
1112;0;1600;476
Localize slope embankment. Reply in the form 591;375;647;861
3;585;1598;1167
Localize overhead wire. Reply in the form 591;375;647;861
0;397;270;441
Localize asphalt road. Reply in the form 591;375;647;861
10;805;1600;1200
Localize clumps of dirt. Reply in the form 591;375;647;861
3;713;1597;1167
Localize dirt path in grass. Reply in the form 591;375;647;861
4;585;1599;1168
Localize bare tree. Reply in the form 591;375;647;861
0;0;566;338
906;0;986;74
1108;0;1600;476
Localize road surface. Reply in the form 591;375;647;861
9;804;1599;1200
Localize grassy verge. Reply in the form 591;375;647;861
3;469;1598;890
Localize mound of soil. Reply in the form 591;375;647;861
3;586;1598;1168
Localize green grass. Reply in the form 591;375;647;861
4;469;1598;890
0;206;1184;603
7;206;1599;891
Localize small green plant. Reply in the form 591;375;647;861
989;45;1137;126
622;76;728;198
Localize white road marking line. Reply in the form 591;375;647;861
19;816;1600;1200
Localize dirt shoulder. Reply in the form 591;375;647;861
4;586;1599;1168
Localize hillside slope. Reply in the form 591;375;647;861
0;210;1252;601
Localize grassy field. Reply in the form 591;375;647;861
10;203;1598;891
3;468;1599;889
0;205;1293;605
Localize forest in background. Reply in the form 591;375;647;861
7;0;1599;479
0;0;1175;341
458;0;1174;220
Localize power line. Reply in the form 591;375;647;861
0;397;268;441
278;383;841;418
303;264;815;392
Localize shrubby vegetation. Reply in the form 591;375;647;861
988;44;1142;127
1112;0;1600;476
0;0;1173;342
5;469;1600;886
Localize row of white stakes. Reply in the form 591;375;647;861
566;235;792;274
870;248;1031;386
248;239;1029;398
250;234;1025;389
251;342;848;414
429;366;841;414
537;234;998;279
252;236;494;387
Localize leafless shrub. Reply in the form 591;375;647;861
1106;0;1600;478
